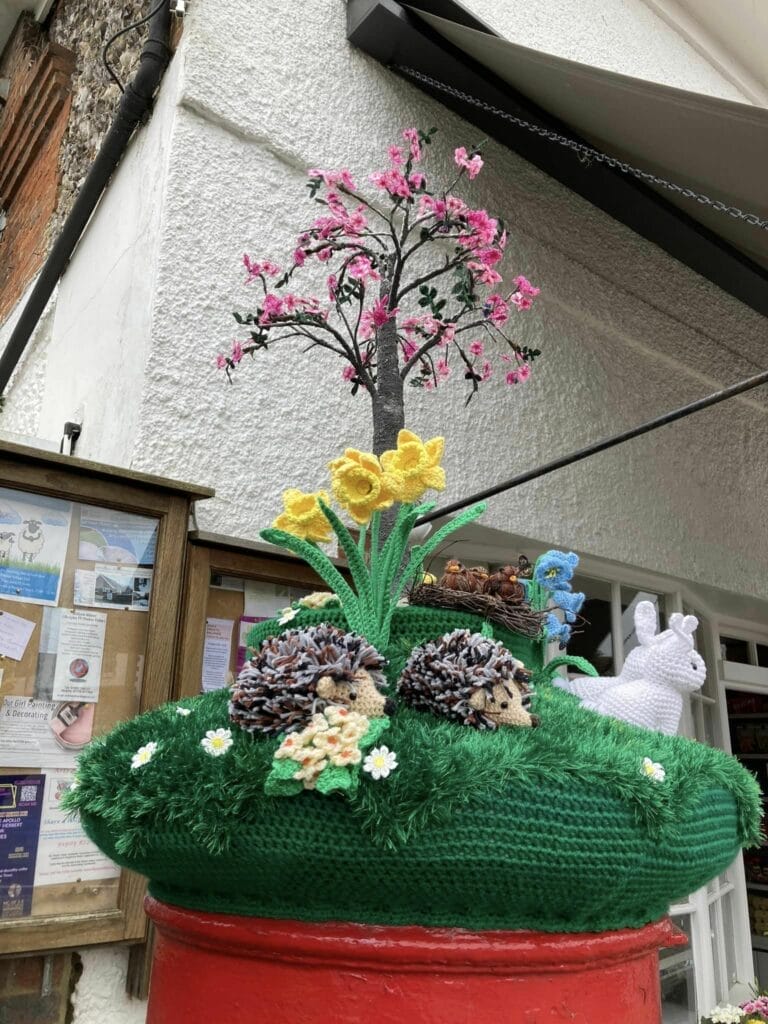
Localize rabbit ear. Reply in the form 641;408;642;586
634;601;659;646
670;616;696;647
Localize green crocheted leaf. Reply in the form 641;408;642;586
540;655;599;682
259;528;364;633
360;716;390;750
315;765;357;796
264;756;304;798
317;501;375;627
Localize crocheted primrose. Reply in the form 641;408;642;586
65;602;762;935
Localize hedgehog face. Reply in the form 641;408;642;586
468;683;537;728
316;670;391;719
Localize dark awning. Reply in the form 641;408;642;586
348;0;768;316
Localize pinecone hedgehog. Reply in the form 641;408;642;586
398;629;538;731
230;624;394;736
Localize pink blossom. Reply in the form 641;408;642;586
469;339;484;356
359;297;399;341
510;293;533;311
327;275;338;302
401;339;419;361
423;379;435;392
341;365;356;382
369;169;412;199
436;357;451;381
231;341;244;364
401;315;423;338
459;209;498;248
402;128;422;162
408;172;426;190
293;248;306;268
514;275;540;297
505;370;519;385
282;294;300;313
215;353;227;369
454;146;484;179
297;295;322;313
468;261;502;287
317;246;334;262
476;248;503;267
422;316;442;337
243;255;281;282
418;194;444;218
260;294;285;323
347;255;380;285
438;323;456;346
485;294;509;326
446;196;467;217
498;230;508;250
517;363;531;382
345;206;368;235
480;360;493;382
388;145;404;166
308;168;356;190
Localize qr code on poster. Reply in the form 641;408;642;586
20;785;38;803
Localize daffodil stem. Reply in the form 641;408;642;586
358;523;367;561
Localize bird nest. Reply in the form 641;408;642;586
408;584;547;638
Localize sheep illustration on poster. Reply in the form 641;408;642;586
554;601;705;734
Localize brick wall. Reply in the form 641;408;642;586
0;16;74;322
0;0;153;326
0;952;77;1024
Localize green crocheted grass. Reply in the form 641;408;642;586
67;608;763;933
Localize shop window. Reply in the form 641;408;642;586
566;575;614;675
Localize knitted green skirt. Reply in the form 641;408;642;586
71;606;762;933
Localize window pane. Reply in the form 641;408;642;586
661;914;697;1024
721;637;751;664
621;588;663;660
566;575;614;675
757;645;768;668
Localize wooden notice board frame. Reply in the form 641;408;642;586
0;441;212;957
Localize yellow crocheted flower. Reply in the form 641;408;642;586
272;488;332;544
328;449;395;525
380;430;446;504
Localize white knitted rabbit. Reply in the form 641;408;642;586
554;601;705;735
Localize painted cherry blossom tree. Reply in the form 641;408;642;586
217;128;541;456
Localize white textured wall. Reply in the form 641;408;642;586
0;3;766;1019
70;948;146;1024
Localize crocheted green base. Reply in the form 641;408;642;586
69;606;762;934
83;783;743;933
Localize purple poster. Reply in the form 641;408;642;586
0;774;44;919
236;617;266;674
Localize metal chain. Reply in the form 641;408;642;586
395;65;768;231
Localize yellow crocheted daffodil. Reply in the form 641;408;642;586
380;430;446;504
328;449;395;525
272;488;333;544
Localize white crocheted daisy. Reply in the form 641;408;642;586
131;742;158;770
176;707;192;717
641;757;666;783
201;728;233;757
363;745;398;780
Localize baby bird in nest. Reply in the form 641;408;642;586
466;566;490;593
439;559;474;592
484;565;525;604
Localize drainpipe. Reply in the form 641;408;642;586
0;1;173;398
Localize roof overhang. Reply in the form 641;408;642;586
347;0;768;317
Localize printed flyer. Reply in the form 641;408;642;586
51;610;107;702
79;508;158;567
0;773;44;919
0;696;95;769
34;769;118;887
0;488;72;607
74;566;153;612
201;618;234;692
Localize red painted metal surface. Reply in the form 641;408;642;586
145;896;686;1023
